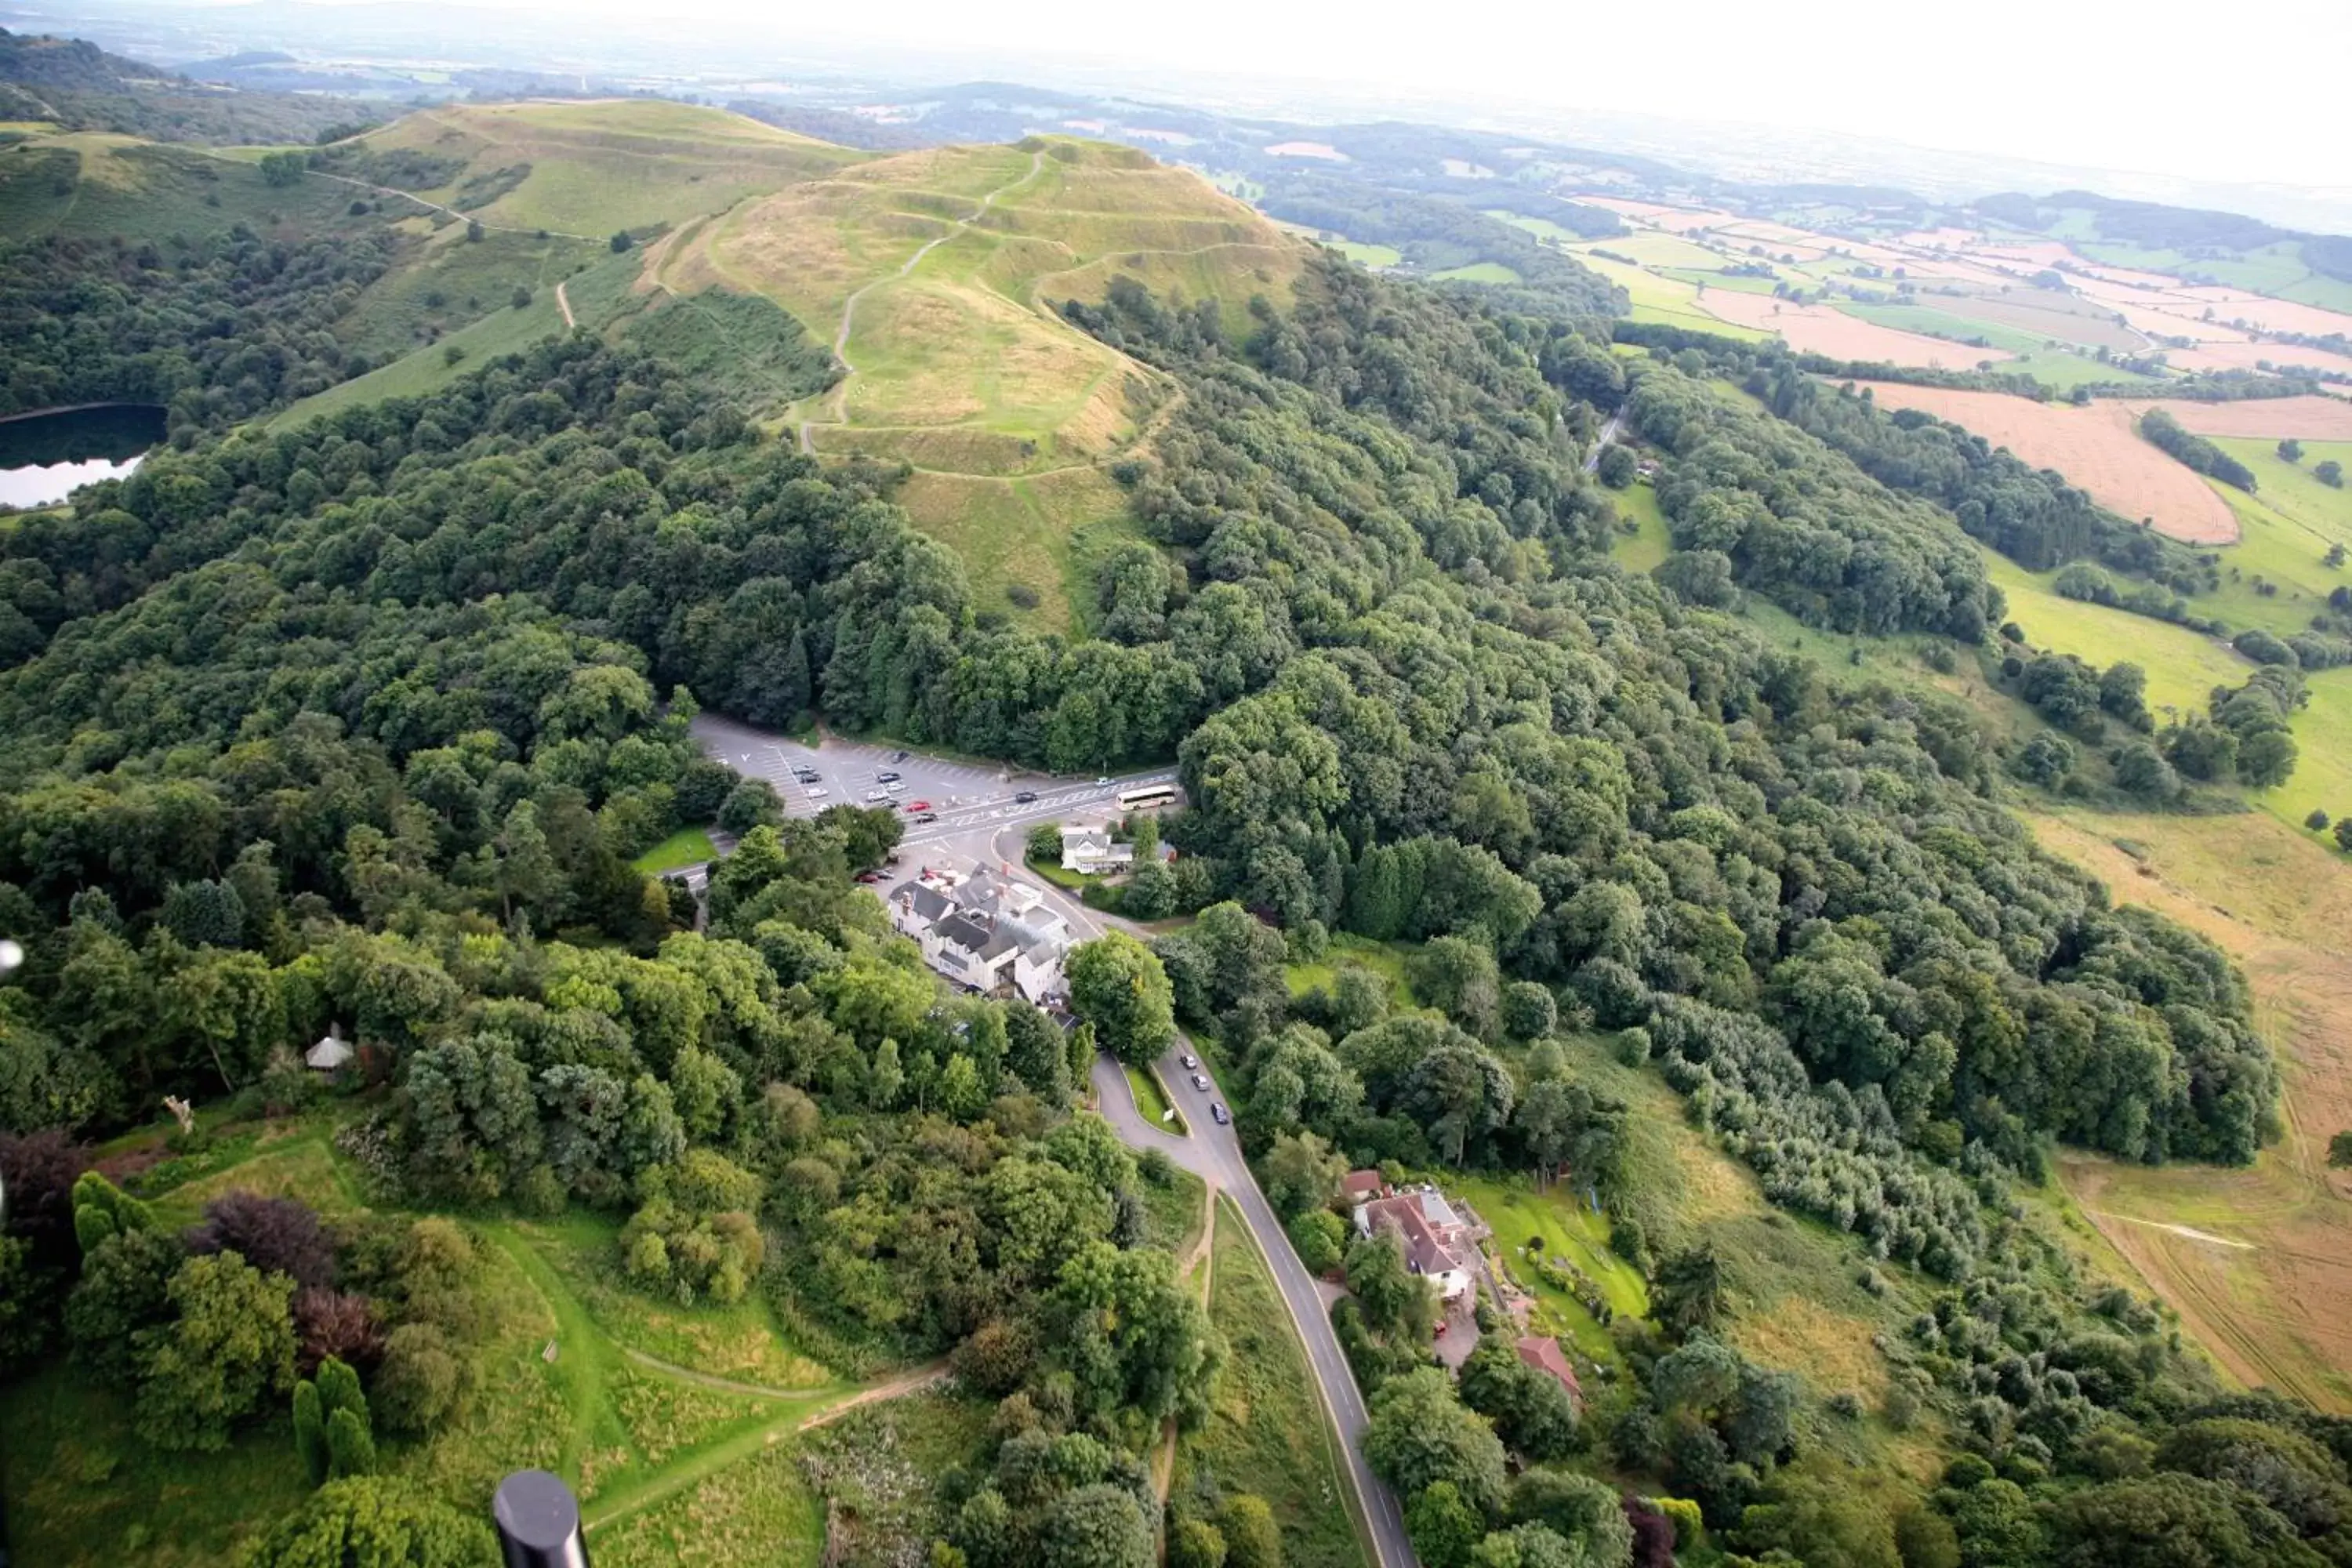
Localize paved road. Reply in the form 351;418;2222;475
1091;1054;1415;1568
690;714;1178;851
1582;409;1624;474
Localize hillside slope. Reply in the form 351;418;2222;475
659;135;1311;624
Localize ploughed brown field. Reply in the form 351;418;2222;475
1849;382;2240;543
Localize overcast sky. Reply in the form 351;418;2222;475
440;0;2352;191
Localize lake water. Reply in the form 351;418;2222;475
0;405;168;510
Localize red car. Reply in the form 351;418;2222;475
906;800;931;812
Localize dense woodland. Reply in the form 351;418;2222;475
0;227;397;432
0;107;2341;1568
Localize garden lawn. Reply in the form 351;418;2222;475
1451;1171;1646;1367
633;826;715;875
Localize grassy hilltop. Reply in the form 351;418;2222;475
2;97;1315;630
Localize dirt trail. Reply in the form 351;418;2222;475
191;145;599;242
616;1345;833;1399
583;1362;949;1532
1152;1185;1220;1502
797;151;1045;456
2085;1211;2254;1250
556;279;576;329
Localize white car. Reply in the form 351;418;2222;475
865;789;889;802
884;781;907;794
804;787;828;800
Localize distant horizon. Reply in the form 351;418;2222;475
17;0;2352;234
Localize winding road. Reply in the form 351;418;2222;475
1091;1054;1415;1568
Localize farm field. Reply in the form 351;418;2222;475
1272;219;1398;268
1975;548;2249;717
1176;1197;1368;1568
1885;287;2146;354
2113;396;2352;441
1848;382;2241;543
2169;339;2352;380
1564;249;1771;339
1608;478;1674;572
1694;289;2015;367
2033;810;2352;1414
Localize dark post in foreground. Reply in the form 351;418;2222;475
493;1470;588;1568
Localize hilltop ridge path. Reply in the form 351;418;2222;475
797;150;1045;455
1091;1053;1416;1568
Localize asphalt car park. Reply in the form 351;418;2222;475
690;713;1179;851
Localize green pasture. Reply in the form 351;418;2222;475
1429;262;1521;285
1608;479;1674;572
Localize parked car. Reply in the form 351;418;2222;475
864;789;889;802
890;750;909;763
1179;1054;1197;1069
911;811;938;824
1210;1103;1230;1126
804;787;828;800
1014;790;1039;804
906;800;931;812
884;781;906;794
877;770;901;783
1190;1073;1209;1091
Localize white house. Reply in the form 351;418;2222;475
924;911;1022;991
1061;822;1134;876
886;867;1071;1006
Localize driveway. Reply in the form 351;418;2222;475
1091;1054;1417;1568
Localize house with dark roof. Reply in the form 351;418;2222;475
884;867;1070;1004
887;880;953;937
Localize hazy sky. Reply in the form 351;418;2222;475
448;0;2352;191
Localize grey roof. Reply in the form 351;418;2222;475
977;930;1021;962
894;882;952;922
952;866;1007;915
933;913;996;956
